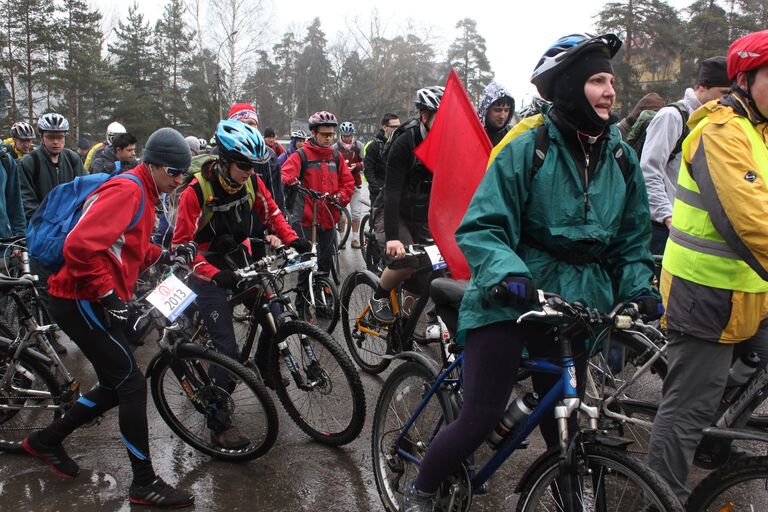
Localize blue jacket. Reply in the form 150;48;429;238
0;147;27;238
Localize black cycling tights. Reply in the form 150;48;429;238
39;296;155;486
414;320;586;494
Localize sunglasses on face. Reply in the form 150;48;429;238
164;166;188;177
232;160;255;171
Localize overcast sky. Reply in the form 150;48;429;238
92;0;692;103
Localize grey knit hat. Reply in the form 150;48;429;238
142;127;191;170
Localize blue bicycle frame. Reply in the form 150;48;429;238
394;350;597;494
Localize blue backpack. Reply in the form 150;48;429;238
27;173;145;271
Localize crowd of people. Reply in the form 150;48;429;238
0;25;766;511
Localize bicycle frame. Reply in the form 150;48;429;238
394;345;600;495
0;289;78;412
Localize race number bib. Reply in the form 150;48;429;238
146;274;197;322
424;245;447;271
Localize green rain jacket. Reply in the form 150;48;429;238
455;113;657;341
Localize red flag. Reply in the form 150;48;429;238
414;69;492;280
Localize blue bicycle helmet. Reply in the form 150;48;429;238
530;33;622;100
214;120;270;165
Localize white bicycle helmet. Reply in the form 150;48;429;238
107;121;126;143
415;86;445;112
339;122;355;135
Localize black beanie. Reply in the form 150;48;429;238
697;56;729;88
142;127;192;170
552;47;616;136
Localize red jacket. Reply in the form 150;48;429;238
267;141;285;157
281;141;355;229
173;173;297;281
48;163;163;301
334;140;364;186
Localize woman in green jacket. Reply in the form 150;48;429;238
403;33;660;511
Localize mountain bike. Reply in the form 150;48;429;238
185;246;366;446
341;244;444;374
358;198;383;274
371;286;683;511
337;205;352;250
0;265;279;461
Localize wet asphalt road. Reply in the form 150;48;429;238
0;187;725;511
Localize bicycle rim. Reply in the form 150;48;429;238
150;345;278;461
687;456;768;511
341;272;391;374
518;444;682;511
0;351;62;452
272;321;365;445
372;362;455;512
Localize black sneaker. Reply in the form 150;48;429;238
369;296;395;323
22;431;80;479
255;362;290;390
129;477;194;508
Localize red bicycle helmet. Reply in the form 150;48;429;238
308;111;338;129
728;30;768;80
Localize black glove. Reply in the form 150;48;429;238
100;291;131;329
158;249;174;266
492;276;537;307
632;295;664;321
173;241;198;266
289;238;313;254
212;270;239;290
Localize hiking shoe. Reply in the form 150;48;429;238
402;483;436;512
254;361;290;390
369;296;395;323
211;425;250;450
22;431;80;479
129;477;194;508
351;239;361;249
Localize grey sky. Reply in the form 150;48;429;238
93;0;693;103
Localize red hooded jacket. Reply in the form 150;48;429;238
281;141;355;229
173;173;297;281
48;163;163;301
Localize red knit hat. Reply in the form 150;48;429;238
227;103;259;124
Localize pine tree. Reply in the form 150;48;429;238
109;1;162;142
56;0;104;143
181;48;219;138
155;0;193;129
447;18;493;105
295;18;332;117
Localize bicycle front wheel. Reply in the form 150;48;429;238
686;456;768;511
372;361;456;512
341;270;391;374
272;320;365;446
517;443;683;512
337;206;352;249
586;331;667;454
0;348;62;453
150;343;279;461
300;274;340;334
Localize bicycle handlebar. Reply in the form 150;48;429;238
0;235;26;245
292;184;344;210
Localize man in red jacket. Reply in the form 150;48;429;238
173;121;311;450
281;111;354;279
22;128;197;508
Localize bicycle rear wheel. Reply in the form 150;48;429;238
341;271;391;374
686;456;768;511
271;320;365;446
358;213;370;256
0;347;62;453
150;343;278;461
372;361;456;512
300;274;339;334
517;443;683;511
